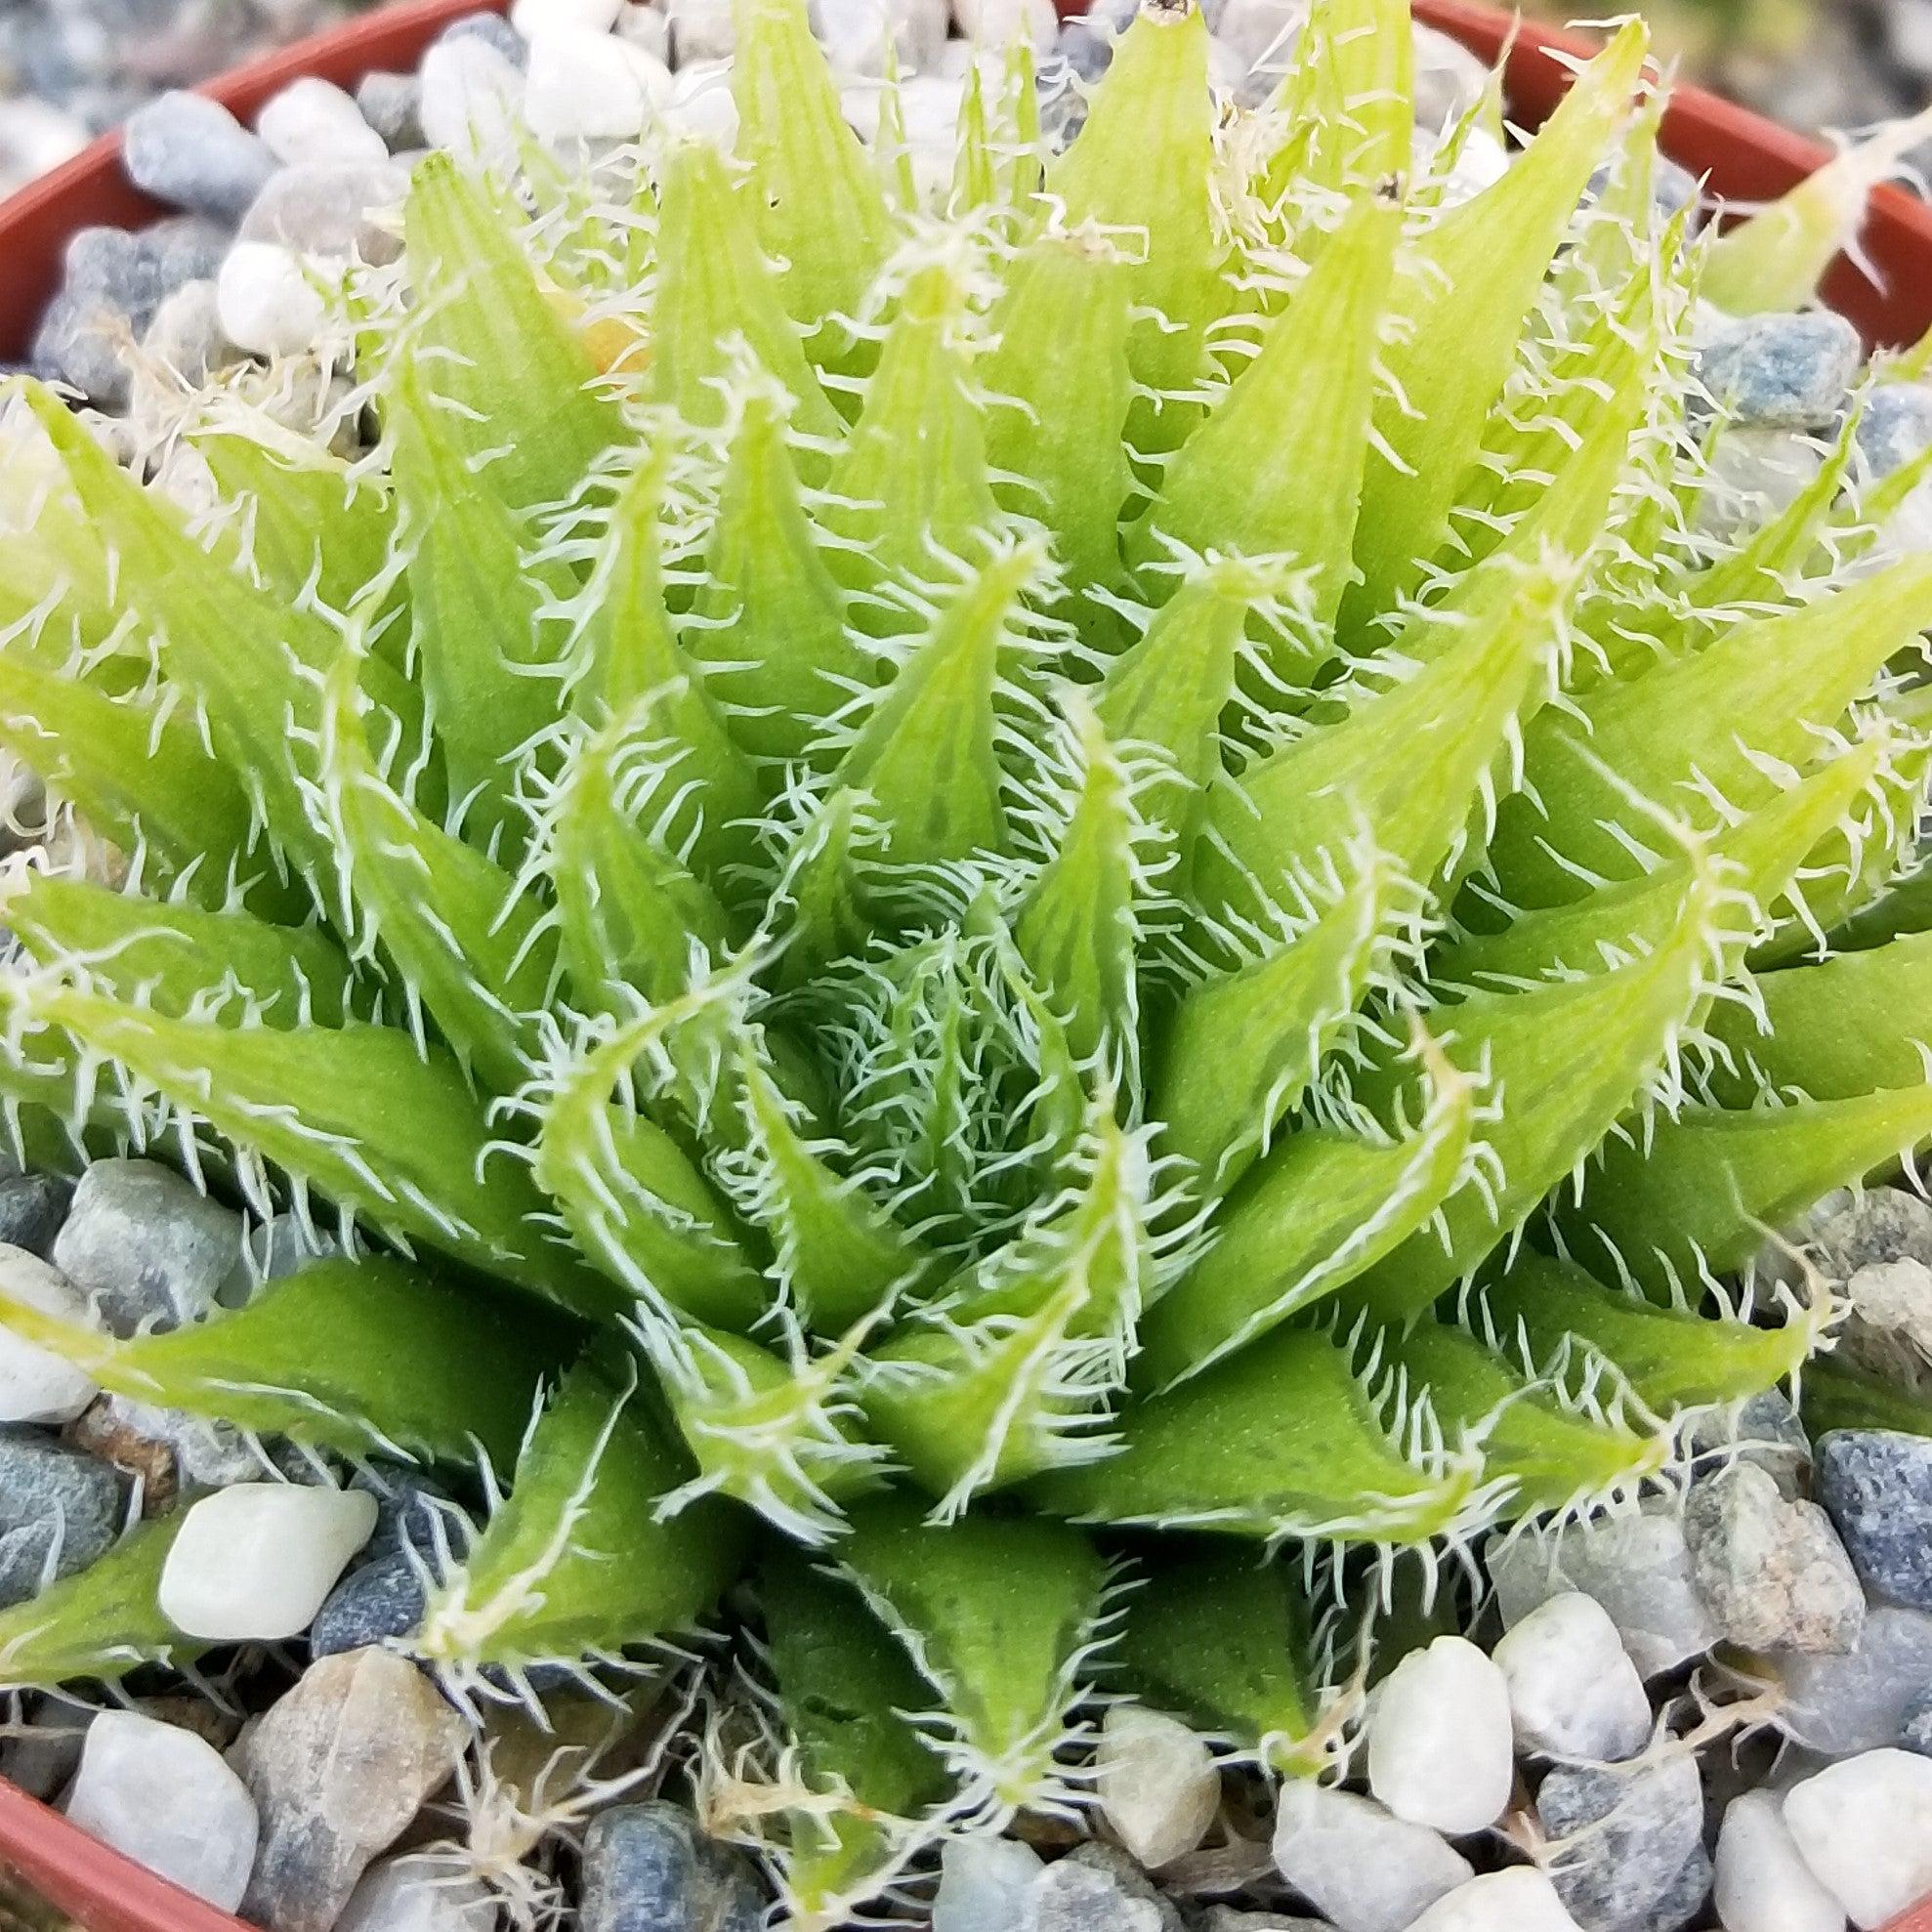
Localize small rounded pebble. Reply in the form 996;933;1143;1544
310;1549;431;1659
1712;1790;1845;1932
52;1156;243;1337
336;1852;498;1932
0;1172;72;1260
951;0;1058;50
1365;1635;1514;1835
1858;383;1932;483
579;1801;763;1932
512;0;624;30
1029;1846;1180;1932
63;1710;259;1911
418;36;528;157
1095;1702;1221;1870
933;1835;1045;1932
239;160;410;265
1815;1429;1932;1612
123;91;278;222
1776;1605;1932;1756
1782;1748;1932;1930
0;1426;123;1608
356;71;427;151
1537;1753;1704;1932
614;4;672;61
1272;1780;1472;1932
0;1243;99;1424
1405;1869;1583;1932
158;1482;378;1640
1902;1685;1932;1758
665;0;735;63
811;0;949;75
217;241;330;359
1491;1592;1652;1763
31;293;134;412
524;23;658;140
1696;312;1863;430
1684;1460;1866;1655
257;76;389;167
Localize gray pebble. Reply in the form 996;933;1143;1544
1686;1388;1810;1494
123;90;278;222
0;1173;72;1261
1775;1605;1932;1755
52;1157;244;1338
1537;1754;1704;1932
145;215;231;295
1193;1912;1334;1932
30;293;134;412
1684;1461;1865;1655
579;1803;763;1932
1652;155;1701;218
1814;1187;1932;1277
1031;1845;1185;1932
1052;19;1113;84
1816;1429;1932;1611
0;1427;123;1609
1901;1684;1932;1756
1697;312;1863;430
239;160;407;266
1627;1844;1711;1932
1858;382;1932;482
310;1551;427;1660
350;1464;463;1565
438;13;529;69
63;226;166;328
354;72;425;152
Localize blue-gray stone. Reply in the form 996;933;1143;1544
1032;1844;1188;1932
1538;1755;1704;1932
438;14;529;69
0;1174;72;1261
1859;382;1932;483
1629;1845;1711;1932
123;91;277;222
355;71;425;152
311;1551;427;1659
1901;1683;1932;1756
63;226;165;328
1053;20;1113;84
351;1464;464;1564
31;292;134;412
579;1803;763;1932
1652;155;1702;219
1696;312;1862;430
0;1428;123;1610
145;215;232;296
1816;1429;1932;1611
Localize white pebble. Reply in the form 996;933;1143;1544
158;1483;378;1641
1713;1791;1845;1932
1432;127;1510;207
336;1852;498;1932
933;1835;1045;1932
614;3;671;60
418;37;527;158
64;1711;259;1911
511;0;624;30
257;78;389;168
0;1244;99;1425
951;0;1057;51
525;24;654;140
1272;1780;1473;1932
811;0;949;76
1405;1869;1584;1932
1491;1594;1652;1763
1096;1704;1221;1870
216;242;329;358
1782;1750;1932;1930
1365;1636;1514;1835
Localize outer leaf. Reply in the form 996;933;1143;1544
837;1494;1112;1815
1480;1249;1812;1412
0;1256;567;1468
1556;1085;1932;1300
0;1516;196;1692
1031;1325;1483;1545
414;1362;746;1674
1386;1319;1670;1516
1343;21;1651;623
1108;1541;1320;1771
22;983;609;1315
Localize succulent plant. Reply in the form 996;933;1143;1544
3;0;1932;1919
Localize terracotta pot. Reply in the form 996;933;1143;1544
0;3;1929;1929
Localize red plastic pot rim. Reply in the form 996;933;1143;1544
0;3;1928;1930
